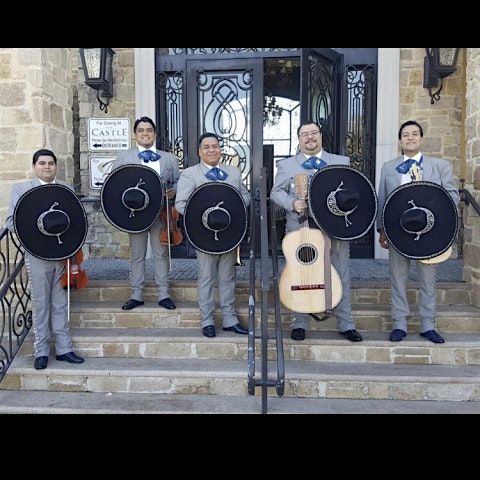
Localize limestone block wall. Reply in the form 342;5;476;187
77;48;135;259
0;48;75;223
399;48;463;182
399;48;464;258
463;48;480;306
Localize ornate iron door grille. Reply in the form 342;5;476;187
155;48;378;258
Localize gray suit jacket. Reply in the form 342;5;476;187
6;179;70;232
376;156;460;232
112;148;180;192
270;151;350;234
175;163;251;215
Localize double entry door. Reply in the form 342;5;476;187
156;49;347;258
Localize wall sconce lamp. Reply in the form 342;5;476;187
79;48;115;113
423;48;460;105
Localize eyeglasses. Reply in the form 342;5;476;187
299;130;321;139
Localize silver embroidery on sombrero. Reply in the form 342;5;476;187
202;201;231;241
402;200;435;241
37;202;70;245
327;182;359;227
122;179;150;218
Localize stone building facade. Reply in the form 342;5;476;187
1;48;480;305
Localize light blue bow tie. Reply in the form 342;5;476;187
138;150;161;163
302;156;327;170
205;167;228;181
396;157;423;174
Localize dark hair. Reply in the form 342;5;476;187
198;132;220;148
398;120;423;140
32;149;56;165
297;121;322;138
134;116;156;133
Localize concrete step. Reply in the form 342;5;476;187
0;390;478;414
16;329;480;366
71;280;472;306
69;301;480;333
3;356;480;402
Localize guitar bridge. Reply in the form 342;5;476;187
291;284;325;291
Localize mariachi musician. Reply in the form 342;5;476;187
271;121;377;343
110;116;180;311
175;133;250;338
5;149;86;370
377;120;460;344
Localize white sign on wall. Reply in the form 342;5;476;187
88;118;130;151
89;156;116;189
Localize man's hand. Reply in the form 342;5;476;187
379;230;389;249
165;188;176;200
293;199;307;214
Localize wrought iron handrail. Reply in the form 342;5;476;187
247;168;285;414
247;187;257;397
460;188;480;217
0;227;32;383
269;198;286;398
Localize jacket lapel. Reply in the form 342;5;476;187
392;156;403;186
422;156;434;181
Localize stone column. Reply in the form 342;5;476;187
463;48;480;307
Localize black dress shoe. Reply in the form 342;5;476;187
340;329;363;342
223;323;248;335
56;351;85;364
122;299;144;310
291;328;306;341
203;325;216;338
159;298;176;310
389;329;407;342
34;356;48;370
420;330;445;344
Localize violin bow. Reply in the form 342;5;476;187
66;257;71;327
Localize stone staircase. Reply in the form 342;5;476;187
1;280;479;414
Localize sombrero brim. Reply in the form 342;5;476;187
101;164;163;233
184;183;247;254
14;184;87;261
383;182;458;260
309;166;378;240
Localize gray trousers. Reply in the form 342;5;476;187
389;248;437;333
196;250;239;329
26;255;73;357
129;217;169;302
292;238;355;332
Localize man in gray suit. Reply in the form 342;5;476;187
271;122;362;343
6;149;84;370
112;117;180;311
377;120;460;344
175;133;250;338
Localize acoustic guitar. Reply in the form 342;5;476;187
410;164;453;265
279;174;342;313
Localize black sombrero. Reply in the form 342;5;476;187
309;165;378;240
14;184;87;261
184;183;247;254
383;181;458;260
101;164;163;233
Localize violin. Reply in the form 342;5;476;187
61;249;88;290
160;201;183;246
160;192;183;246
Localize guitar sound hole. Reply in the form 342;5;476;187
297;245;317;265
